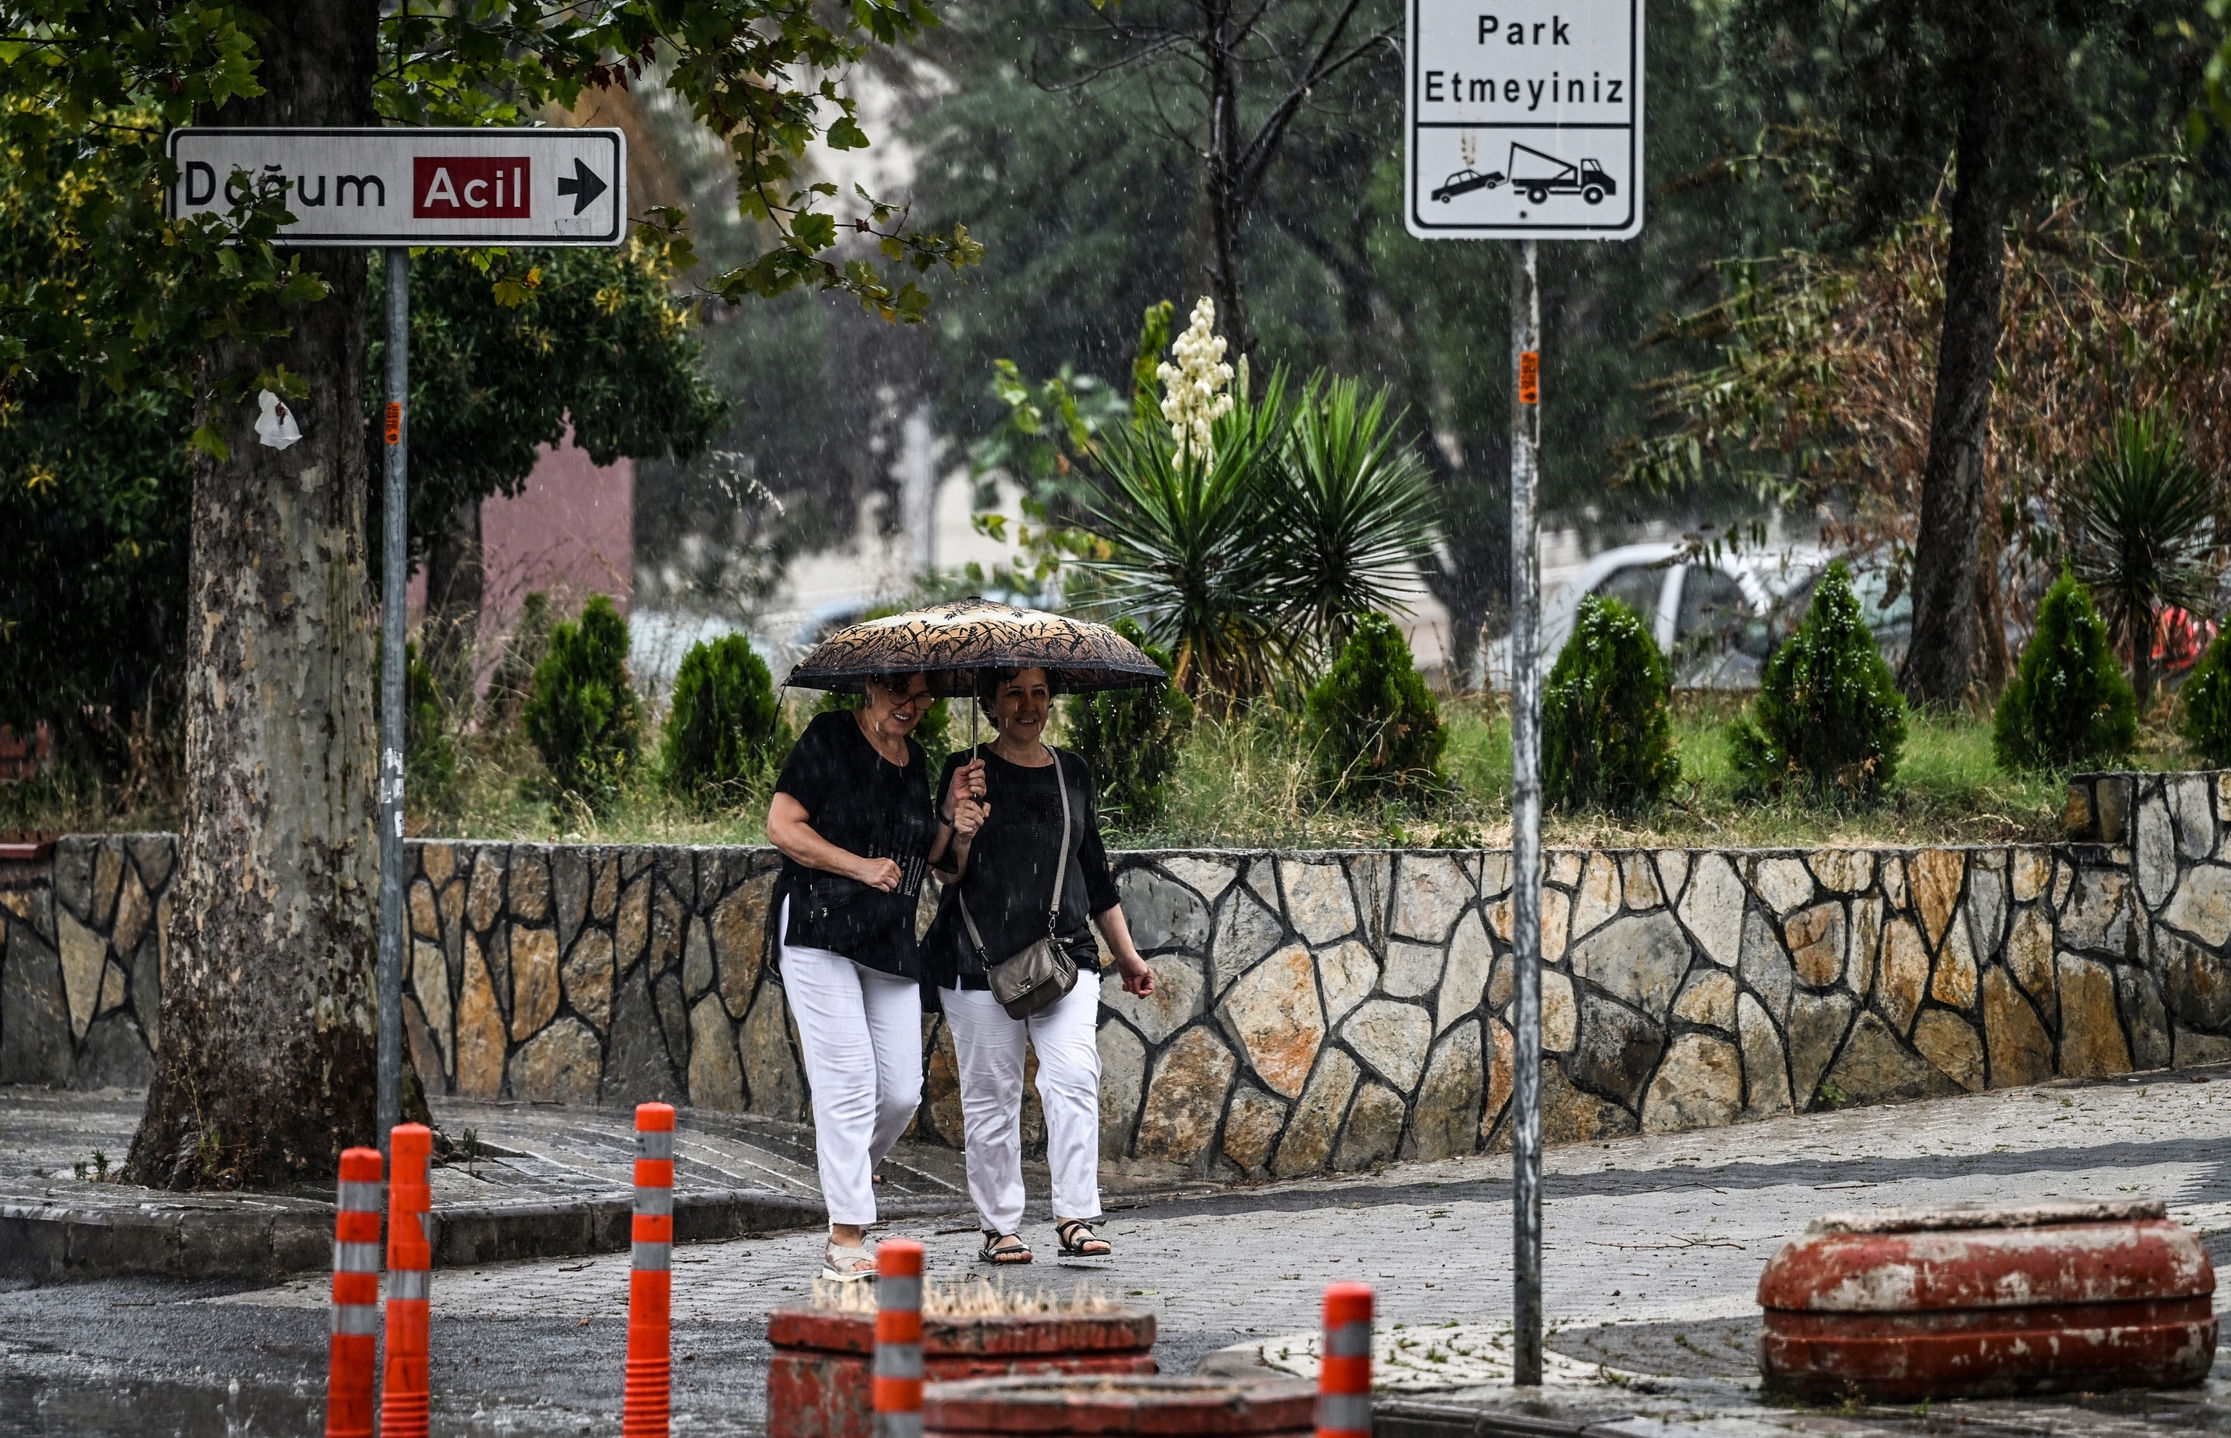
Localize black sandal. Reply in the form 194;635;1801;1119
1055;1219;1111;1258
980;1232;1033;1265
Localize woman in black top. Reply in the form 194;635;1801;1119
926;665;1156;1265
767;673;969;1281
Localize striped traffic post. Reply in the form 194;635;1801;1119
874;1239;925;1438
625;1102;677;1438
326;1147;384;1438
380;1123;434;1438
1316;1284;1373;1438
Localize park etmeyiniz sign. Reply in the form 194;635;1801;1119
1404;0;1644;240
167;128;628;247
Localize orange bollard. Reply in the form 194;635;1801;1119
326;1147;384;1438
873;1239;925;1438
380;1124;434;1438
1316;1284;1373;1438
625;1103;676;1438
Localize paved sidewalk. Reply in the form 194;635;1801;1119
8;1089;1211;1281
3;1064;2228;1437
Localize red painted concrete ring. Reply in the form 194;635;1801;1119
924;1375;1316;1438
1758;1201;2218;1401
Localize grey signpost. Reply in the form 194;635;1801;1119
168;127;629;1151
1402;0;1644;1384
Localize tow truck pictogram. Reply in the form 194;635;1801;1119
1432;144;1617;205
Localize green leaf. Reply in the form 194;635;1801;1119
189;424;231;462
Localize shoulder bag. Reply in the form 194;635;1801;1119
956;745;1080;1020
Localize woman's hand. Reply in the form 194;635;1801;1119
853;856;904;891
943;758;986;821
951;796;990;838
1115;951;1156;997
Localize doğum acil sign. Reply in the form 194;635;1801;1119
167;128;627;247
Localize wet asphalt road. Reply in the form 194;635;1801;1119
5;1068;2228;1437
0;1274;1252;1438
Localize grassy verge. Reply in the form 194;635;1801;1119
5;691;2204;852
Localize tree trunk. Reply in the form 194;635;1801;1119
1196;0;1257;362
423;497;485;706
128;0;383;1190
1900;19;2009;710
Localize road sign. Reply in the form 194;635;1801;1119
1404;0;1644;239
167;128;627;246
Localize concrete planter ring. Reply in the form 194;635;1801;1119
768;1305;1158;1438
923;1375;1317;1438
1758;1199;2218;1401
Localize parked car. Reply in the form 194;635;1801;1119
1489;542;1821;690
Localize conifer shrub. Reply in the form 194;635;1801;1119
1543;595;1680;812
524;594;641;812
1068;618;1195;826
661;634;787;809
1303;611;1447;804
2180;625;2231;766
1993;570;2136;770
1730;561;1906;800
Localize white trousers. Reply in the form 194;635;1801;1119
778;900;923;1227
940;975;1103;1236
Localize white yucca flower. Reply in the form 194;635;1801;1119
1155;296;1235;464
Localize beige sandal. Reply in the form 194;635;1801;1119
822;1240;877;1282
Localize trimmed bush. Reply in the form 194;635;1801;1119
1543;595;1679;812
524;595;641;811
1730;561;1906;800
1304;611;1447;804
1994;570;2136;770
662;635;786;809
2181;625;2231;765
1067;618;1195;826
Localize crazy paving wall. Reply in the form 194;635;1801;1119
4;770;2229;1179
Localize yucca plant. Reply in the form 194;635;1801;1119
1081;366;1297;703
2067;409;2218;711
1274;376;1439;662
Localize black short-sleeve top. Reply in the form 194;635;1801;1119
772;710;936;979
924;745;1119;991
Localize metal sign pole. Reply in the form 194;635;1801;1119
377;245;410;1154
1508;237;1544;1387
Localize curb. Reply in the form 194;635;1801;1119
2;1188;964;1285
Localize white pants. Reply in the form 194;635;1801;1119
779;900;923;1227
940;975;1103;1236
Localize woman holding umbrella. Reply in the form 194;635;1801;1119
782;599;1169;1271
765;672;973;1282
926;665;1156;1266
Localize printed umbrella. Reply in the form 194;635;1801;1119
784;596;1167;696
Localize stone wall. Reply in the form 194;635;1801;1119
6;796;2230;1179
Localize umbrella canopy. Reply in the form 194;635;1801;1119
784;597;1167;695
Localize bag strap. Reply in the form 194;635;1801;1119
955;743;1072;957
